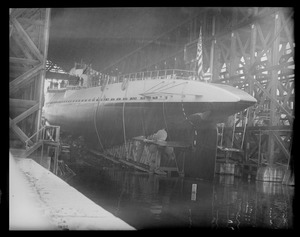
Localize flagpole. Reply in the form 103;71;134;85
209;16;216;83
196;26;204;81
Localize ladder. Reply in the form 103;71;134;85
217;109;249;159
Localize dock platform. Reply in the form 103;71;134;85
9;153;135;230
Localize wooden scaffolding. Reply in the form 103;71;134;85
9;8;58;160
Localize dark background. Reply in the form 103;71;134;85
47;7;199;72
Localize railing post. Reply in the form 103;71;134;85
41;127;44;140
53;146;58;175
56;126;60;142
40;142;44;164
41;126;45;140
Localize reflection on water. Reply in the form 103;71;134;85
212;175;294;229
67;164;294;229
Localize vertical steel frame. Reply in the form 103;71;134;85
98;8;294;168
10;8;51;148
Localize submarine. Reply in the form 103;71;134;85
44;65;256;178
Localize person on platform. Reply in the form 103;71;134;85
60;80;65;88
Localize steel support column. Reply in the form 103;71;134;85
10;8;51;148
268;12;281;164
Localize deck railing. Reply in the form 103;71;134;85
118;69;196;82
90;69;198;87
25;125;61;149
49;69;209;90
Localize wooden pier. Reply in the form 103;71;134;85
9;153;135;230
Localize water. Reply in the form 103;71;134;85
67;163;294;230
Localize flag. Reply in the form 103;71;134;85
196;27;204;80
83;65;88;74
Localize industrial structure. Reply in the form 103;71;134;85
97;7;294;182
9;8;62;172
10;8;50;147
9;8;294;183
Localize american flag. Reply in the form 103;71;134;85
196;27;204;80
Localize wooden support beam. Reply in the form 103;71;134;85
248;12;293;75
53;147;59;175
10;103;39;127
236;33;250;60
280;10;294;55
9;98;37;110
10;32;34;60
251;77;293;119
36;8;51;141
10;8;50;150
282;83;294;108
267;12;282;165
229;11;237;76
249;9;258;91
9;65;31;74
225;125;292;132
247;10;258;126
23;141;43;158
256;24;272;53
17;17;45;26
9;63;43;95
11;18;43;62
251;61;294;76
270;131;290;160
10;57;39;66
10;8;27;19
9;118;33;146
